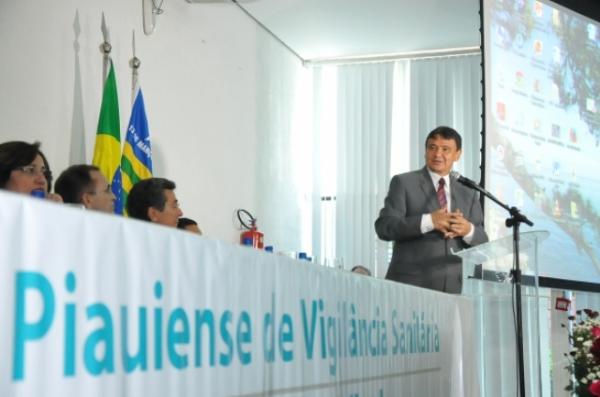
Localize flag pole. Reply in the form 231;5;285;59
100;12;112;84
92;21;122;214
121;34;153;214
130;30;141;104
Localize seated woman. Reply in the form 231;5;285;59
0;141;62;202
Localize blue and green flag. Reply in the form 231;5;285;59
121;87;153;214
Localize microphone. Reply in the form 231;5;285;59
450;171;479;189
30;189;46;199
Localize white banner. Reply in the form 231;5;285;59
0;191;478;396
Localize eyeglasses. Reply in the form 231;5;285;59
87;184;112;195
14;165;52;180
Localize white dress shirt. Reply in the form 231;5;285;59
420;169;474;243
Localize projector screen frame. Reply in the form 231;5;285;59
480;0;600;288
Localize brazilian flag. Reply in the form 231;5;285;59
92;60;122;214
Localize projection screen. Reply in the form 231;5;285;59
483;0;600;282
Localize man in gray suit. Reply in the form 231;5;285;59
375;126;488;293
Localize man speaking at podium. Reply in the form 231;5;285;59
375;126;488;293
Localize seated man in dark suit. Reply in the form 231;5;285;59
127;177;183;228
54;164;116;213
375;126;488;293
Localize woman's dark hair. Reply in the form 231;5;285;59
0;141;53;190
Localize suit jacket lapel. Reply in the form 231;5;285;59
450;172;464;212
418;167;440;212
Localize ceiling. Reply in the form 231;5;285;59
234;0;481;61
188;0;598;60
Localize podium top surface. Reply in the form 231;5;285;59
453;230;549;263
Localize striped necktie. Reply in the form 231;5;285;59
437;178;447;210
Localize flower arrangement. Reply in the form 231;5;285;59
565;309;600;396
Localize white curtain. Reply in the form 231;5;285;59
255;40;314;254
309;54;482;276
257;53;482;274
333;62;395;275
409;54;483;181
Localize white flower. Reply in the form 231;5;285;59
578;337;585;342
582;377;589;384
585;340;594;347
588;373;596;380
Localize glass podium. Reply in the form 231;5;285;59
455;231;549;397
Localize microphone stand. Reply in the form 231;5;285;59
456;175;533;397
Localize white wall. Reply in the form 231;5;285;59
0;0;305;243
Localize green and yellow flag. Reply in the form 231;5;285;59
92;60;123;214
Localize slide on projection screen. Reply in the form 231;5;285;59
483;0;600;283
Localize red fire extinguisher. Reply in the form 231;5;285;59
237;209;264;249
